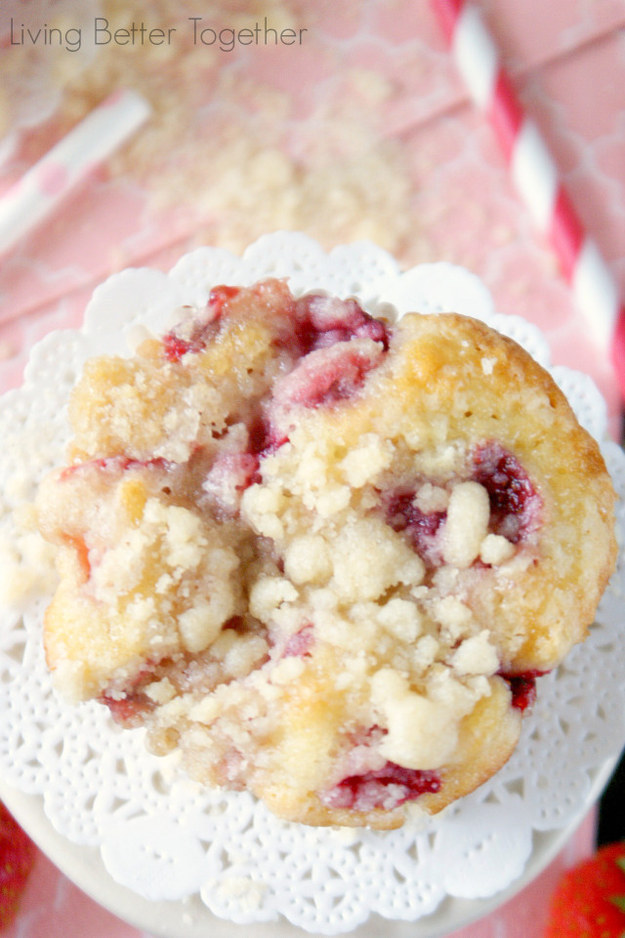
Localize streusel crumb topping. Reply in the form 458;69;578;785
36;279;617;828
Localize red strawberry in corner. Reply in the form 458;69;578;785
1;802;36;930
544;841;625;937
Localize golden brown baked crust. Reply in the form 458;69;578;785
36;280;617;828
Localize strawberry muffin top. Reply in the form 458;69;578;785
36;279;617;829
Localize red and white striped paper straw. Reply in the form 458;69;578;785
431;0;625;400
0;89;150;257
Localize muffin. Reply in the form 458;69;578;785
36;278;617;829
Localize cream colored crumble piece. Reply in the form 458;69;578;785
329;518;426;603
449;631;499;676
480;533;516;565
340;434;393;488
415;483;449;514
442;482;490;568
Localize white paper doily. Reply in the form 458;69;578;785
1;233;624;936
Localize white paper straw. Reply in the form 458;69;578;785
431;0;625;400
0;89;150;256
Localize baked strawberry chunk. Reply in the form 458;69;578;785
291;293;390;355
275;339;385;408
384;489;447;561
322;763;441;812
162;286;241;362
472;442;541;543
500;669;550;711
282;625;314;658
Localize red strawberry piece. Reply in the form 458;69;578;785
544;841;625;937
323;762;441;812
472;441;541;543
282;624;314;658
274;339;384;408
1;802;36;930
499;669;550;712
